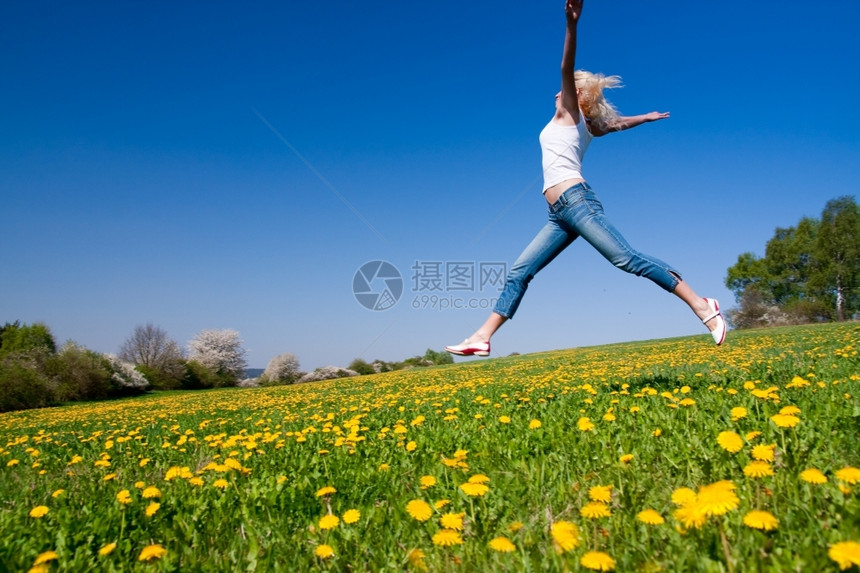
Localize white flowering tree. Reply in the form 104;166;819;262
104;354;150;391
260;352;301;385
187;329;247;384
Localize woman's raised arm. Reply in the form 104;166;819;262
558;0;584;123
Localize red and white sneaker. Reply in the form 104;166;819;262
702;298;727;346
445;339;490;357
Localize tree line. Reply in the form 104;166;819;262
724;196;859;328
0;322;452;413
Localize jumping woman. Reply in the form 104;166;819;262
445;0;726;357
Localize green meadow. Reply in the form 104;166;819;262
2;323;859;572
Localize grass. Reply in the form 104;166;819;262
1;322;859;571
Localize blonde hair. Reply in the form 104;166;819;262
574;71;622;130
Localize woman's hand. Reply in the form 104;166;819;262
565;0;583;24
644;111;670;122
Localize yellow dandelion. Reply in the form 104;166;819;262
581;502;612;519
378;463;390;471
406;548;426;570
319;514;339;530
434;499;451;510
578;417;595;432
770;414;800;428
744;461;775;478
696;481;740;516
213;478;229;490
98;543;117;556
619;454;634;464
499;415;511;424
589;485;612;503
743;510;778;531
440;512;464;530
163;466;191;481
420;475;436;489
406;499;433;522
467;474;490;484
551;521;581;552
836;467;860;485
488;536;516;552
652;428;662;437
746;430;762;441
188;477;204;487
529;419;542;429
406;440;417;452
138;544;167;562
432;529;463;547
800;468;828;484
7;459;19;467
671;487;697;506
581;550;616;571
717;431;744;453
679;398;696;407
51;489;65;498
145;502;161;517
315;544;334;559
779;405;801;415
751;444;776;462
33;550;58;565
116;490;132;505
342;509;360;524
142;486;161;499
315;486;337;497
636;509;665;525
730;407;748;421
459;482;489;497
673;503;707;529
829;541;860;570
508;521;524;532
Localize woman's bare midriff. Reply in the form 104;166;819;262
543;177;585;205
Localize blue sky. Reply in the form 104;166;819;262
2;1;858;371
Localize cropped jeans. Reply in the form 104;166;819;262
493;182;681;319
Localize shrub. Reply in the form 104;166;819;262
181;360;231;390
348;358;376;376
47;343;115;402
297;367;358;383
104;354;150;396
0;355;56;412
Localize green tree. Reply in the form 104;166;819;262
725;252;769;302
811;196;859;321
0;322;57;357
725;197;857;326
763;218;818;306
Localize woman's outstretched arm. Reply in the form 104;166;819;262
589;111;670;137
558;0;583;123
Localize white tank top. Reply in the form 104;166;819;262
539;116;592;193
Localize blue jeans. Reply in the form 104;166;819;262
493;182;681;319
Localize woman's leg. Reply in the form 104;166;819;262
562;187;725;341
452;216;575;348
